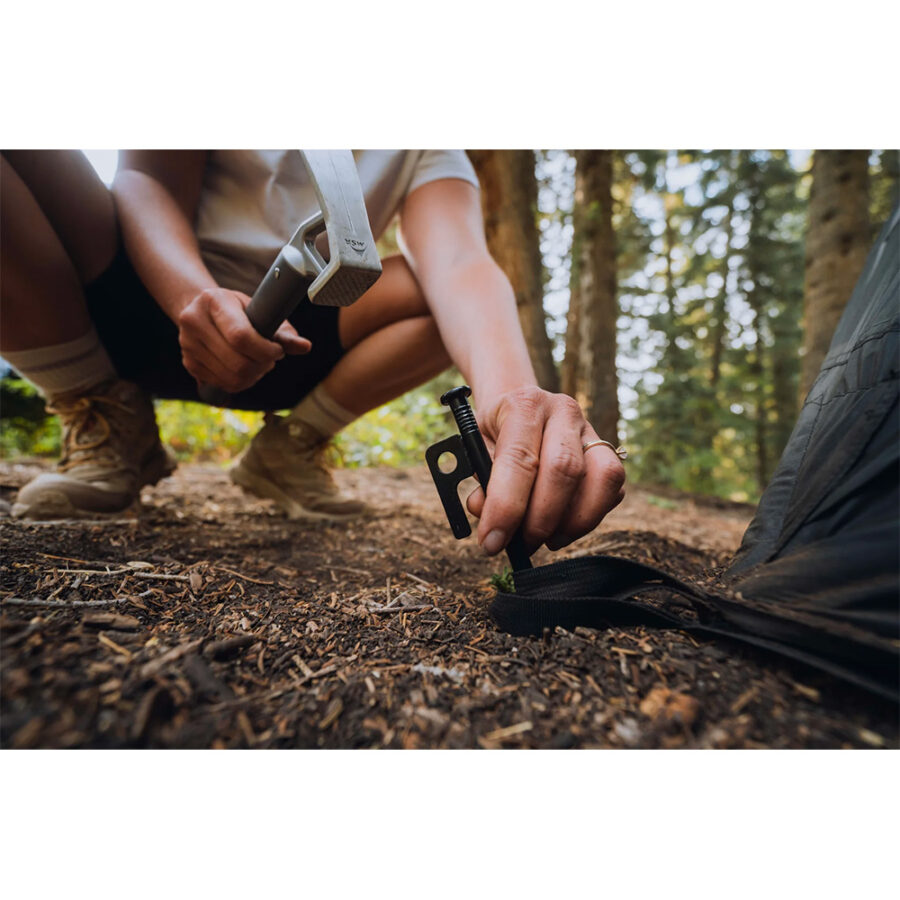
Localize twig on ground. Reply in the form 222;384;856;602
215;567;274;586
33;567;190;583
122;571;191;583
39;552;109;566
1;595;144;608
404;572;435;587
369;604;434;614
12;518;137;528
327;565;371;577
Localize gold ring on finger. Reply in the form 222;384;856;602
582;439;628;461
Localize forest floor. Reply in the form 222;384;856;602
1;459;897;750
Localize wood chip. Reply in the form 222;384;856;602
483;721;533;741
318;698;344;730
791;681;821;703
183;653;234;701
857;728;885;748
131;686;175;742
98;632;133;660
730;686;759;715
236;710;256;745
83;612;141;631
204;634;256;661
140;639;204;678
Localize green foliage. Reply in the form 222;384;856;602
0;371;463;470
0;376;61;457
158;371;464;468
332;371;461;468
489;566;516;593
154;401;260;462
616;150;807;502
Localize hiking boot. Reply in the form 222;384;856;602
230;412;368;520
12;379;176;520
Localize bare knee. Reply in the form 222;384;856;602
3;150;116;284
338;254;429;348
411;314;452;371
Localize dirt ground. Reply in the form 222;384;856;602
1;459;897;749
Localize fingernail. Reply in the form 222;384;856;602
481;529;506;555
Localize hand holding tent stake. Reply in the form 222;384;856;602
426;386;533;571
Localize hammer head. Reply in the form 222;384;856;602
294;150;383;306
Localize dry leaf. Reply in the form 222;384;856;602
639;686;699;727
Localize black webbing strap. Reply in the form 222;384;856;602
489;555;899;701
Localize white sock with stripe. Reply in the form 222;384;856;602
2;327;117;398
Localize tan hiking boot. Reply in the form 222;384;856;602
12;379;176;520
230;412;368;520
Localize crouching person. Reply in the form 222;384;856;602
1;150;625;557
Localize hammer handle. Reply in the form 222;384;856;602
198;262;314;407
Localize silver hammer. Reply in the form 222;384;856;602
200;150;382;405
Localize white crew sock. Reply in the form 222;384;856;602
287;384;358;440
2;327;117;398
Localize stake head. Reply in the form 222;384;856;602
440;385;472;407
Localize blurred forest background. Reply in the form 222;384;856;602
1;149;897;502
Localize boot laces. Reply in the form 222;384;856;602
262;414;337;482
46;393;134;472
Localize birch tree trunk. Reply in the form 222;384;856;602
467;151;559;392
799;150;870;402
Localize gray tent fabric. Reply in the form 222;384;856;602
726;204;899;693
491;205;899;700
731;205;899;576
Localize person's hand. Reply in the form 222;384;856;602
176;288;311;393
465;386;626;555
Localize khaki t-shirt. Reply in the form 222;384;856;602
195;150;479;295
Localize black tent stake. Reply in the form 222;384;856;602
426;386;532;572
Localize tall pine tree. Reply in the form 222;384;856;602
564;151;620;441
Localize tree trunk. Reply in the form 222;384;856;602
560;276;581;397
799;150;870;402
466;150;559;392
746;284;769;491
742;159;772;493
769;311;797;461
569;150;619;441
710;184;735;389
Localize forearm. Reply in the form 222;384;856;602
423;256;537;408
112;169;217;321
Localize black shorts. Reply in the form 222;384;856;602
85;246;344;411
